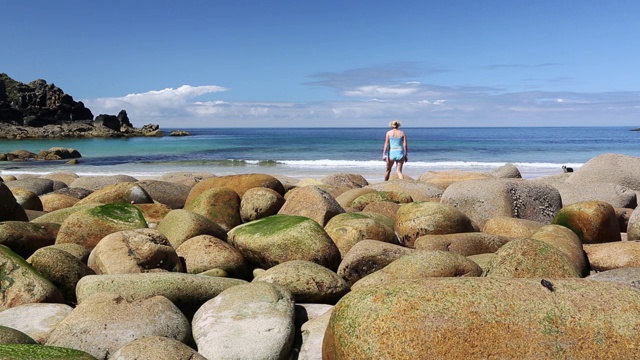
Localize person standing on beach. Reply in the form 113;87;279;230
382;120;408;181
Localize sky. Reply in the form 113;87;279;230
2;0;639;128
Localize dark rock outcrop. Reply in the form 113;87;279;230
0;73;163;139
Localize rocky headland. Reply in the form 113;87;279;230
0;73;163;139
1;154;640;359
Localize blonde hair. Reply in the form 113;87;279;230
389;120;401;128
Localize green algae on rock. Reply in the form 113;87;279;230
228;214;340;270
0;344;97;360
323;278;640;359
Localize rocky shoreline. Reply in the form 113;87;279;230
0;73;165;139
1;153;640;358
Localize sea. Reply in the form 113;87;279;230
0;127;638;183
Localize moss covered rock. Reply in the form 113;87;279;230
186;173;285;201
277;186;345;226
0;222;59;258
323;278;640;359
0;245;64;310
155;209;227;248
184;187;241;231
484;238;581;278
55;203;148;250
552;200;622;244
252;260;349;304
414;232;512;256
0;344;97;359
75;182;153;206
394;202;475;248
324;212;396;257
352;250;482;289
227;214;341;271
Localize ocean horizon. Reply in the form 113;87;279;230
0;126;638;183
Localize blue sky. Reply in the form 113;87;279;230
2;0;639;128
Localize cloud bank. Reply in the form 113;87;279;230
82;64;640;128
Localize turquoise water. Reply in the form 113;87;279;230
1;127;638;182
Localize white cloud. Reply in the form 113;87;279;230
82;82;640;128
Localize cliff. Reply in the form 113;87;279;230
0;73;163;139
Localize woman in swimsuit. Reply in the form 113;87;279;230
382;120;408;181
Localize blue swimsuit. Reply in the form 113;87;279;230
387;135;405;161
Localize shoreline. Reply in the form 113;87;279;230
0;164;569;184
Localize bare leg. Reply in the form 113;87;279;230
384;158;394;181
396;160;405;179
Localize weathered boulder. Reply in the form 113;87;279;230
0;183;28;222
616;207;633;233
87;229;183;275
441;178;562;228
155;209;227;248
36;147;81;160
0;303;73;344
55;203;148;250
184;187;242;232
75;273;246;319
361;201;401;221
626;205;640;240
484;238;581;278
394;202;475;248
0;344;97;359
418;169;492;190
227;214;341;271
482;216;544;238
323;278;640;359
0;245;64;310
240;187;285;222
350;191;412;211
334;187;376;209
53;186;92;199
530;224;590;276
27;246;94;303
491;163;523;178
45;243;91;263
337;240;414;287
175;234;250;278
565;153;640;191
3;177;62;195
278;186;345;226
40;171;79;186
367;179;443;201
298;308;333;360
0;326;37;345
136;179;191;209
31;203;101;225
192;282;295;360
320;173;368;189
133;202;172;226
108;336;206;360
583;241;640;271
186;173;285;201
551;181;637;208
414;232;512;256
46;293;191;360
252;260;350;304
586;267;640;288
75;182;153;206
9;187;43;211
40;193;79;212
0;221;59;258
352;250;482;289
158;171;216;187
552;200;621;244
324;212;396;257
69;175;139;191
